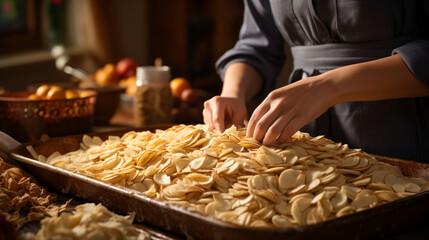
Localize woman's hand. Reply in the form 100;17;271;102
246;76;334;145
203;96;247;132
203;62;263;132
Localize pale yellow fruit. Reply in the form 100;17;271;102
35;84;51;97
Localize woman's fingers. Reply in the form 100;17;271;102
248;100;297;146
246;75;334;146
246;103;269;139
204;75;331;140
203;97;226;132
251;109;279;143
261;114;294;145
202;107;214;129
211;100;226;132
203;96;247;132
276;116;303;144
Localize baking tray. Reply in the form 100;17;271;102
9;126;429;240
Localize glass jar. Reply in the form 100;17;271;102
133;66;172;127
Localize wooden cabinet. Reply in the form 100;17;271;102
149;0;244;93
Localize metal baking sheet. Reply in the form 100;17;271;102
9;126;429;240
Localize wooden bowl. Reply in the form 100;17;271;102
88;85;125;125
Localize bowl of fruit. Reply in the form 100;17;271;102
0;84;96;142
84;58;140;125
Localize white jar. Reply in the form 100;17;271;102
133;66;172;127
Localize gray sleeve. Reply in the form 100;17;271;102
393;40;429;86
215;0;286;97
392;2;429;86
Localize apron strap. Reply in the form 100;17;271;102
291;36;416;70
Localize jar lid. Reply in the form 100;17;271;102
136;66;171;86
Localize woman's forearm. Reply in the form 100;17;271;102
246;54;429;145
221;62;263;103
202;62;263;131
325;54;429;106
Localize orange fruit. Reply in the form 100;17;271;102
94;64;120;86
46;86;65;100
124;76;137;95
170;77;191;96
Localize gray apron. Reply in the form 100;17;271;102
290;37;428;162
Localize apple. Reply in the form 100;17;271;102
172;94;181;107
180;88;199;106
116;58;139;78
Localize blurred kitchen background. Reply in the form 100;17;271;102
0;0;248;91
0;0;292;127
